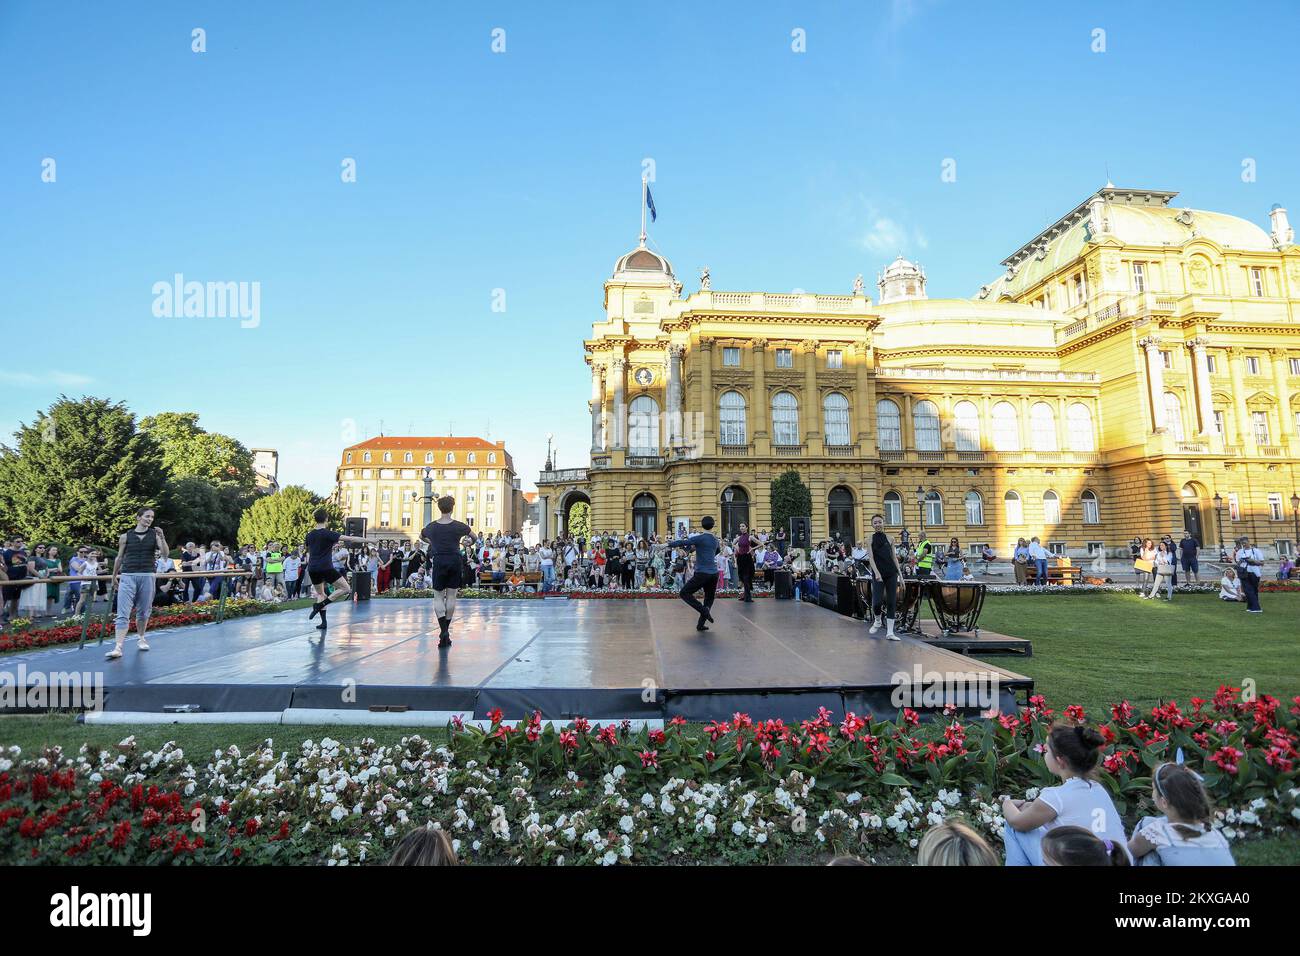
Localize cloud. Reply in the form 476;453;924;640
0;370;94;387
858;204;928;258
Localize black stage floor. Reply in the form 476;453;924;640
9;599;1034;723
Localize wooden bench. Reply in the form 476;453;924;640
1024;561;1083;586
478;570;544;591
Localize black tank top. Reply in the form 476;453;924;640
120;528;159;573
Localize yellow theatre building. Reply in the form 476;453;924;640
536;186;1300;562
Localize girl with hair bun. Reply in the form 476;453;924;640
1041;826;1130;866
1000;723;1131;866
1129;763;1236;866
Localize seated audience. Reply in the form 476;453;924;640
1219;567;1244;602
1129;763;1235;866
386;824;458;866
917;819;999;866
1041;825;1129;866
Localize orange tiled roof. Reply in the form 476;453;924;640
340;436;514;469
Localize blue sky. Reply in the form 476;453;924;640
3;0;1298;495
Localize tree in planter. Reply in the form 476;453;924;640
770;469;812;538
567;501;591;540
237;486;339;549
0;396;166;543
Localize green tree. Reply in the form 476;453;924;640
161;477;248;546
0;396;166;545
567;501;591;540
139;412;256;489
237;486;339;550
770;469;812;536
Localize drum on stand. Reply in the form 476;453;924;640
926;581;986;638
896;578;928;634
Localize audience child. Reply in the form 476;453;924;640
1041;826;1129;866
1129;762;1235;866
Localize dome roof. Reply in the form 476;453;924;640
613;244;675;278
881;254;923;277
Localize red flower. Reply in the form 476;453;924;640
244;818;260;837
1098;724;1116;744
998;714;1020;732
704;750;715;763
732;712;753;730
648;729;666;746
573;717;591;733
1210;746;1244;775
559;731;579;752
108;820;131;849
1111;700;1134;723
1063;705;1086;723
639;750;659;769
596;724;618;746
839;712;867;740
1212;685;1241;712
450;715;464;733
902;708;920;727
487;708;503;725
705;720;731;741
1212;720;1238;736
668;716;687;728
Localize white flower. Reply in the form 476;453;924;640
641;792;655;808
845;792;862;805
601;850;618;866
330;805;346;822
619;815;634;833
732;821;746;836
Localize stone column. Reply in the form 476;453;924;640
666;344;683;447
1271;348;1294;445
1228;347;1252;451
590;363;605;452
854;342;872;448
1188;338;1215;436
751;338;768;445
698;338;715;453
1139;336;1166;432
801;339;820;448
610;358;626;449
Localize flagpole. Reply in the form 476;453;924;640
640;175;647;246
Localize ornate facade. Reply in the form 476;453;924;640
536;187;1300;559
335;437;524;541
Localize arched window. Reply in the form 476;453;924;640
771;391;800;446
965;490;984;525
383;452;392;463
992;402;1020;451
1004;490;1023;525
883;491;902;526
1081;490;1100;524
488;453;497;464
876;399;901;451
914;400;941;451
346;453;353;463
363;452;371;463
445;452;454;463
425;452;433;463
954;401;981;451
719;391;747;446
628;395;661;454
1043;490;1061;525
1068;403;1094;451
403;452;413;463
632;493;658;540
924;490;944;526
1163;392;1185;442
823;393;850;446
1030;402;1057;451
468;452;476;464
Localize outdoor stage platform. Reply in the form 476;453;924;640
11;599;1034;723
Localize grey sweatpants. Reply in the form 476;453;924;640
115;573;156;629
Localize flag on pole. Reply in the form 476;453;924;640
645;184;657;223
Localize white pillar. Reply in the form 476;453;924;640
666;345;683;447
1188;338;1215;436
1140;336;1166;432
590;364;605;452
611;358;627;449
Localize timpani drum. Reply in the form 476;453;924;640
926;581;987;638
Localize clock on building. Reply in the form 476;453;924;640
634;367;654;386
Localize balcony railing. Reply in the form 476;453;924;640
626;455;665;468
1176;441;1209;454
720;443;752;456
877;367;1099;383
957;450;987;461
774;444;807;456
826;443;860;457
880;449;904;461
1259;446;1284;457
538;468;588;484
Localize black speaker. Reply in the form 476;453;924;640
773;569;794;600
345;517;367;537
790;516;811;551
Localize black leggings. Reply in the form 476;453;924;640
872;575;898;620
679;571;718;617
737;553;755;597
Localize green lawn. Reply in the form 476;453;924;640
977;591;1300;718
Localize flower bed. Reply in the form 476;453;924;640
378;587;772;601
0;599;288;655
1;686;1295;865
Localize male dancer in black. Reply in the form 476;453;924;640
420;495;473;647
664;515;721;632
865;513;901;641
306;508;369;631
734;522;755;602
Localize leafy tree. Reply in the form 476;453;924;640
567;501;591;540
770;469;812;537
139;412;256;489
238;486;338;550
160;477;248;547
0;397;166;545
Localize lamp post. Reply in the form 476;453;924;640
722;486;734;538
1213;492;1225;561
1291;492;1299;554
421;468;435;527
915;485;927;538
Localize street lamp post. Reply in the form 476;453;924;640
915;485;927;538
1291;492;1299;554
421;468;435;527
1213;492;1225;561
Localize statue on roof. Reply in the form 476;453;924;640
699;267;711;291
853;274;864;295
